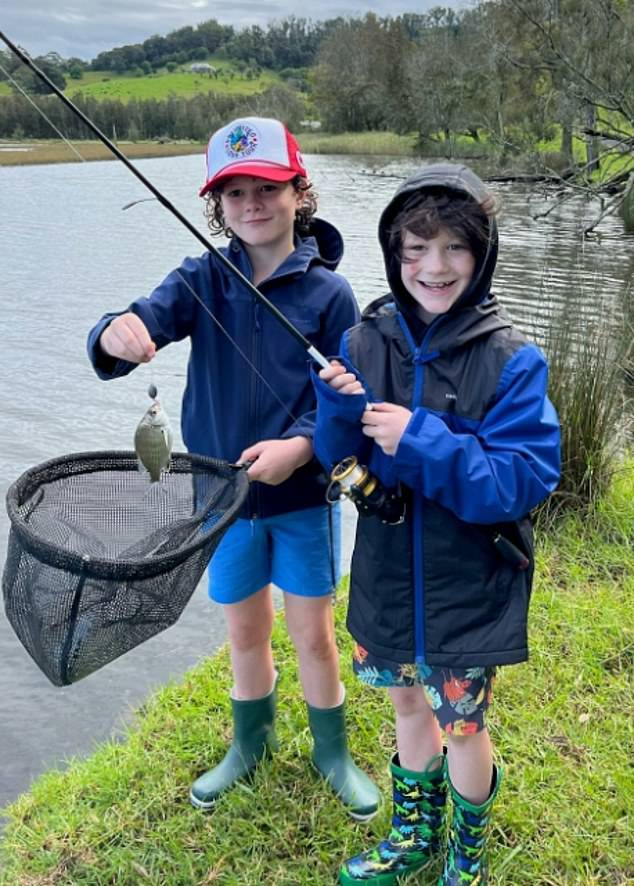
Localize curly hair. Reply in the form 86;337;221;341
203;175;318;238
389;187;499;261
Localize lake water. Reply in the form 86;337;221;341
0;152;631;812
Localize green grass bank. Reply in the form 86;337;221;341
0;132;418;167
1;462;632;885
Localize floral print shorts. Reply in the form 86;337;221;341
352;643;496;735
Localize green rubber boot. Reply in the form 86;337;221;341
339;752;447;885
307;689;381;821
438;765;502;885
189;682;278;810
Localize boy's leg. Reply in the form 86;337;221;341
226;585;276;699
339;670;448;884
434;669;499;886
190;520;278;809
446;729;493;806
390;684;444;771
271;505;379;820
283;593;340;708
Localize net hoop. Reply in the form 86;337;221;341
5;450;249;581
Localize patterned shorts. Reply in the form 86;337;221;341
352;644;496;735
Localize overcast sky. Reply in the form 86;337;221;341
2;1;467;61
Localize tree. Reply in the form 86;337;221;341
313;15;412;132
9;54;67;94
487;0;634;231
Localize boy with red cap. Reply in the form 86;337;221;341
87;117;379;819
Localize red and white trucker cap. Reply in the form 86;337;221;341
199;116;307;196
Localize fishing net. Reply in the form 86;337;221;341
2;451;249;686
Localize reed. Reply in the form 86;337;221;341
538;283;633;527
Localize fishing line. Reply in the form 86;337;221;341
0;30;330;370
0;61;85;161
173;270;299;423
0;58;295;417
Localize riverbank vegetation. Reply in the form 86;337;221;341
539;281;633;525
1;1;632;230
0;461;632;884
0;131;419;167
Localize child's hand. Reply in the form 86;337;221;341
361;402;412;455
100;313;156;363
239;436;313;485
319;360;365;396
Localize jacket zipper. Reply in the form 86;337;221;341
408;315;445;664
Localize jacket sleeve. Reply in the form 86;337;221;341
392;343;561;523
311;330;373;471
281;278;362;441
86;256;202;380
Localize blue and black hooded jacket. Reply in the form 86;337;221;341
313;164;561;667
87;219;360;519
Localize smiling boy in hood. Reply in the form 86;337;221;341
312;163;560;885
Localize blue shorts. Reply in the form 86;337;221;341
208;504;341;604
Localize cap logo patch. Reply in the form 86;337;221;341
224;123;259;159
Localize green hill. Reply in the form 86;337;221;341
0;59;283;103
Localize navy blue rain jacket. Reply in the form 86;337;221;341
312;165;561;667
87;219;360;519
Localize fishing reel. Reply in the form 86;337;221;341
326;456;405;525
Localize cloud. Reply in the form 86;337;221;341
2;1;466;60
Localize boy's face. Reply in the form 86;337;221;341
400;227;476;316
219;175;303;251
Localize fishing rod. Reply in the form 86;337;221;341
1;31;421;527
0;30;329;370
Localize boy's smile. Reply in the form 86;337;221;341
220;175;303;256
400;228;476;316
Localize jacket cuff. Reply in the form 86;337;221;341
311;366;367;419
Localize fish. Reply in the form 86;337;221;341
134;386;173;482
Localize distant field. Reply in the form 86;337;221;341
0;60;282;103
0;139;205;166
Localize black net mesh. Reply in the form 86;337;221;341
2;451;248;686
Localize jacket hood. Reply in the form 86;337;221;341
301;216;344;271
361;291;513;353
378;163;498;320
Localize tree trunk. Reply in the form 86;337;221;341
560;121;573;167
585;103;600;173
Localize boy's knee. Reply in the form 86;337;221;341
292;627;336;661
389;685;428;716
228;619;272;652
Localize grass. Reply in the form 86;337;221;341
0;132;422;168
0;61;281;103
298;131;418;156
66;64;280;103
0;139;205;166
0;461;632;885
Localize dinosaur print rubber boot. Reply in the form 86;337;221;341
439;765;502;886
307;687;381;822
339;751;447;885
189;679;278;810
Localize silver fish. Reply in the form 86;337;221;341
134;387;173;482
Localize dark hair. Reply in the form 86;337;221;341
204;175;318;237
389;188;498;261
